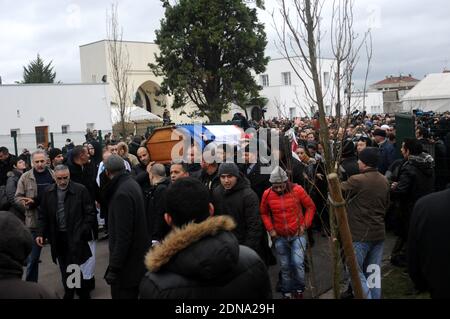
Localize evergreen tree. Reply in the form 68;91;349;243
22;54;56;83
150;0;268;122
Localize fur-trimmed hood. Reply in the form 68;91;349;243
145;216;239;279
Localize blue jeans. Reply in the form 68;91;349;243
353;241;384;299
274;235;307;294
26;231;42;282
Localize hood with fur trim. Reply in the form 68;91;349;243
145;216;239;280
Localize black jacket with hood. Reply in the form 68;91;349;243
391;153;435;235
212;176;265;259
139;216;272;299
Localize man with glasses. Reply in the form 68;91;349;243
36;165;97;299
260;166;316;299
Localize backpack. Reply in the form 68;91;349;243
0;185;10;211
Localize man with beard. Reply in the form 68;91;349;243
36;165;96;299
260;166;316;299
212;163;266;263
15;150;54;282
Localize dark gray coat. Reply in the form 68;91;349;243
104;172;150;288
37;181;97;265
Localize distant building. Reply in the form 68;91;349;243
402;72;450;113
244;57;337;120
348;91;384;114
80;40;201;124
0;83;112;152
370;75;420;113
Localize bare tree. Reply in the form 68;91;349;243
273;97;290;118
107;3;132;137
273;0;373;299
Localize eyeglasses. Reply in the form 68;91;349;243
56;176;69;181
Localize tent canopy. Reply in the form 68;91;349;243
111;106;163;124
403;73;450;101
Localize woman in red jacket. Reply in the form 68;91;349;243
260;166;316;299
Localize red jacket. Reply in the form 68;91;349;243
260;183;316;237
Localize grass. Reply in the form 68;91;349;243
382;265;430;299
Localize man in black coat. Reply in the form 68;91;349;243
408;188;450;299
36;165;97;299
212;163;267;263
131;147;151;177
67;145;99;291
390;138;435;266
103;155;150;299
144;164;171;245
191;161;221;199
0;147;16;187
339;140;359;182
139;178;272;299
239;145;271;201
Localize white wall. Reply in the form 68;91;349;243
256;57;337;119
0;83;112;152
0;83;112;134
349;91;384;114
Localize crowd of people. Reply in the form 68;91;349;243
1;110;450;299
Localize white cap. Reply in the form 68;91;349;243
381;125;390;131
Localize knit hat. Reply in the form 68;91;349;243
358;147;380;168
0;211;33;277
218;163;240;178
48;148;62;162
373;129;387;138
270;166;289;184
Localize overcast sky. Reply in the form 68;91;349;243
1;0;449;88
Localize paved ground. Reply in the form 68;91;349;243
34;231;396;299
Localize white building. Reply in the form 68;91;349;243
249;57;337;120
0;83;112;152
80;40;206;124
348;91;384;114
402;73;450;113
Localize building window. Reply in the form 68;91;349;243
324;72;330;88
260;74;269;87
282;72;291;86
61;125;70;134
325;105;331;115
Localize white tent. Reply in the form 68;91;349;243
111;106;163;124
402;73;450;113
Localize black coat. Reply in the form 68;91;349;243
68;160;99;239
408;189;450;299
239;162;271;201
340;156;360;182
0;154;16;186
104;172;150;288
212;177;266;260
143;178;171;242
391;153;435;237
6;170;25;222
37;182;97;265
139;216;272;299
191;167;221;199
